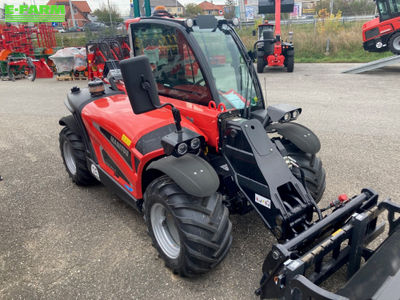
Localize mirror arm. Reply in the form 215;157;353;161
140;75;183;133
158;103;182;133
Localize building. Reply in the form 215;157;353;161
46;0;92;27
198;1;225;16
150;0;185;16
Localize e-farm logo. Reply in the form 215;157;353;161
5;5;65;23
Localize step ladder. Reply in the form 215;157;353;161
342;55;400;74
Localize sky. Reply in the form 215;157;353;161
0;0;227;15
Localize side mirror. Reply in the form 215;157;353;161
252;30;256;37
120;55;160;115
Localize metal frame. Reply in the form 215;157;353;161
257;191;400;299
342;55;400;73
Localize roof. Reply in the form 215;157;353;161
46;0;92;13
150;0;184;8
198;1;224;11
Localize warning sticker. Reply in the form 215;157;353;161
255;193;271;209
121;134;132;147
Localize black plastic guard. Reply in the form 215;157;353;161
147;154;219;198
268;122;321;154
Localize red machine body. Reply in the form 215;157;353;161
32;58;54;78
81;92;221;199
362;0;400;54
0;23;55;79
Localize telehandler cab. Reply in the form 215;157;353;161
59;15;400;299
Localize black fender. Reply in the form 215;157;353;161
59;114;97;163
268;122;321;154
147;154;220;198
59;115;81;135
285;49;294;56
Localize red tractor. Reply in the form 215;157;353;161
59;15;400;299
255;0;295;73
362;0;400;54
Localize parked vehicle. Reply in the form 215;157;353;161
56;27;66;33
68;26;83;32
255;0;295;73
84;22;108;32
362;0;400;54
59;15;400;300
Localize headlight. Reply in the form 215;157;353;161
185;18;194;28
283;112;291;122
190;138;201;150
232;18;239;26
177;143;188;155
291;110;299;119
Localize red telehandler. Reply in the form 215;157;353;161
59;14;400;299
255;0;295;72
362;0;400;54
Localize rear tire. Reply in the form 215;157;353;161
286;55;294;72
388;32;400;55
257;58;265;73
144;175;232;277
59;126;97;186
283;141;326;203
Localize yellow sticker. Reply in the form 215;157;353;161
331;229;343;237
121;134;132;147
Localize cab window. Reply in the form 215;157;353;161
378;0;391;20
132;23;212;106
389;0;400;16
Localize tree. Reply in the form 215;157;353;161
184;3;203;17
224;0;236;19
315;0;375;16
93;5;123;26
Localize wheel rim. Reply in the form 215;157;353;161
150;203;180;259
393;36;400;51
63;140;77;175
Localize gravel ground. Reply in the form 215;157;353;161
0;63;399;299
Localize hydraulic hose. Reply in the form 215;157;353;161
298;167;323;220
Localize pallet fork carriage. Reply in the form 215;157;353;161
58;14;400;299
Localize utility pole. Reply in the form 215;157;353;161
107;0;113;28
329;0;334;15
68;0;76;27
238;0;245;22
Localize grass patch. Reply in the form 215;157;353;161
237;20;392;63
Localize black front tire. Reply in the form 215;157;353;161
283;141;326;203
388;32;400;55
144;175;232;277
257;58;265;73
286;55;294;72
59;126;97;186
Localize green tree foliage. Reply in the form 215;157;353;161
184;3;203;17
93;5;123;26
316;0;376;16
